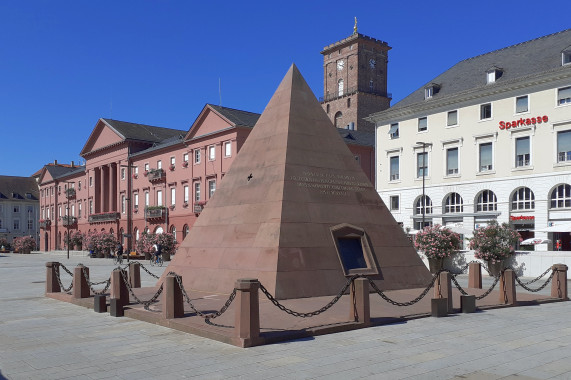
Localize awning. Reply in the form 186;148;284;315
521;238;551;245
388;124;399;135
535;222;571;233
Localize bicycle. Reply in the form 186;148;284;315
113;254;123;265
150;255;163;267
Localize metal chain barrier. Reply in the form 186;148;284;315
119;269;163;311
171;272;237;320
259;275;358;318
78;265;111;295
513;269;554;293
139;263;160;279
368;272;439;307
450;274;468;296
514;266;552;286
54;263;73;294
475;274;500;300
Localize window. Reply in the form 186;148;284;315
563;51;571;66
78;181;81;191
338;79;344;96
71;204;75;217
557;86;571;105
515;136;530;167
389;156;399;181
224;142;232;157
415;195;433;215
334;112;342;128
479;142;493;172
171;188;176;206
512;187;535;210
170;157;175;166
447;110;458;126
144;163;150;172
121;195;126;213
134;167;139;176
418;117;427;132
208;146;215;161
446;147;459;175
145;192;149;207
184;185;189;203
480;103;492;120
417;152;428;178
183;153;189;163
557;130;571;162
347;97;351;108
194;182;201;202
209;180;216;197
444;193;463;213
13;220;19;230
134;193;139;208
425;87;433;99
28;219;34;230
157;190;163;206
389;123;399;139
89;200;93;214
486;71;496;84
516;95;529;113
550;184;571;208
369;80;373;90
157;160;162;170
121;168;126;180
390;195;399;211
13;205;20;213
78;202;82;218
476;190;497;212
183;224;190;239
194;149;201;164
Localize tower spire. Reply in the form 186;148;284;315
353;17;357;34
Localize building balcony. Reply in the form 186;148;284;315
88;212;120;223
62;216;77;226
65;188;76;199
319;86;392;103
39;219;51;229
147;168;165;182
194;201;207;214
145;206;166;219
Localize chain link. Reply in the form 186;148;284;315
139;263;160;279
475;274;500;300
59;263;74;277
119;269;163;311
79;265;111;295
513;266;552;286
259;275;358;318
450;274;468;296
171;272;236;320
54;263;73;294
514;270;554;293
368;272;439;307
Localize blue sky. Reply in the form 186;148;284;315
1;1;569;177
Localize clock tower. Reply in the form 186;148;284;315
320;26;391;133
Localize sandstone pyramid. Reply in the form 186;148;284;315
163;64;431;299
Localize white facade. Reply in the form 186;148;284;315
370;30;571;251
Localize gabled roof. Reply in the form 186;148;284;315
337;128;374;147
0;176;39;201
101;118;185;143
207;105;261;128
388;29;571;112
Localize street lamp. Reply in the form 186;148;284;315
121;162;137;262
416;142;432;229
65;181;74;260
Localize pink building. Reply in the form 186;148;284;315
38;104;374;253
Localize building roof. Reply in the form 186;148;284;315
0;176;39;201
101;118;185;143
386;29;571;113
45;165;81;180
337;128;374;147
207;105;261;128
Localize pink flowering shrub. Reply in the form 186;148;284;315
136;232;178;256
469;221;521;263
83;230;117;254
414;225;461;260
13;236;36;252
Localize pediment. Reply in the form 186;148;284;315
80;119;125;156
184;105;235;142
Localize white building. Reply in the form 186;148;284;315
368;29;571;251
0;176;40;249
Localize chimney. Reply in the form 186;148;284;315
71;161;74;167
54;160;58;165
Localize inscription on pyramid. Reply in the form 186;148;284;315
164;64;431;299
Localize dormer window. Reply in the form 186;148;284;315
486;67;503;84
424;83;440;100
563;47;571;66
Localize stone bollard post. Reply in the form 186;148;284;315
468;262;482;289
235;278;260;346
73;265;90;298
433;271;453;312
110;268;129;308
350;278;370;325
163;275;184;319
129;262;141;289
499;269;517;305
45;262;61;293
551;264;568;299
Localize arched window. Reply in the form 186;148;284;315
334;111;343;128
155;226;164;234
119;228;124;243
170;225;176;240
109;228;114;235
134;227;139;241
182;224;190;239
347;98;351;108
550;184;571;208
415;195;433;215
476;190;497;212
444;193;463;213
511;187;535;210
338;79;344;96
326;104;330;113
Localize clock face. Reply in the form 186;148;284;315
369;59;376;69
337;60;345;71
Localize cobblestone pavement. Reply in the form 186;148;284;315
1;252;571;379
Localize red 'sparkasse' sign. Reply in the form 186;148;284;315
499;116;548;130
510;215;535;221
